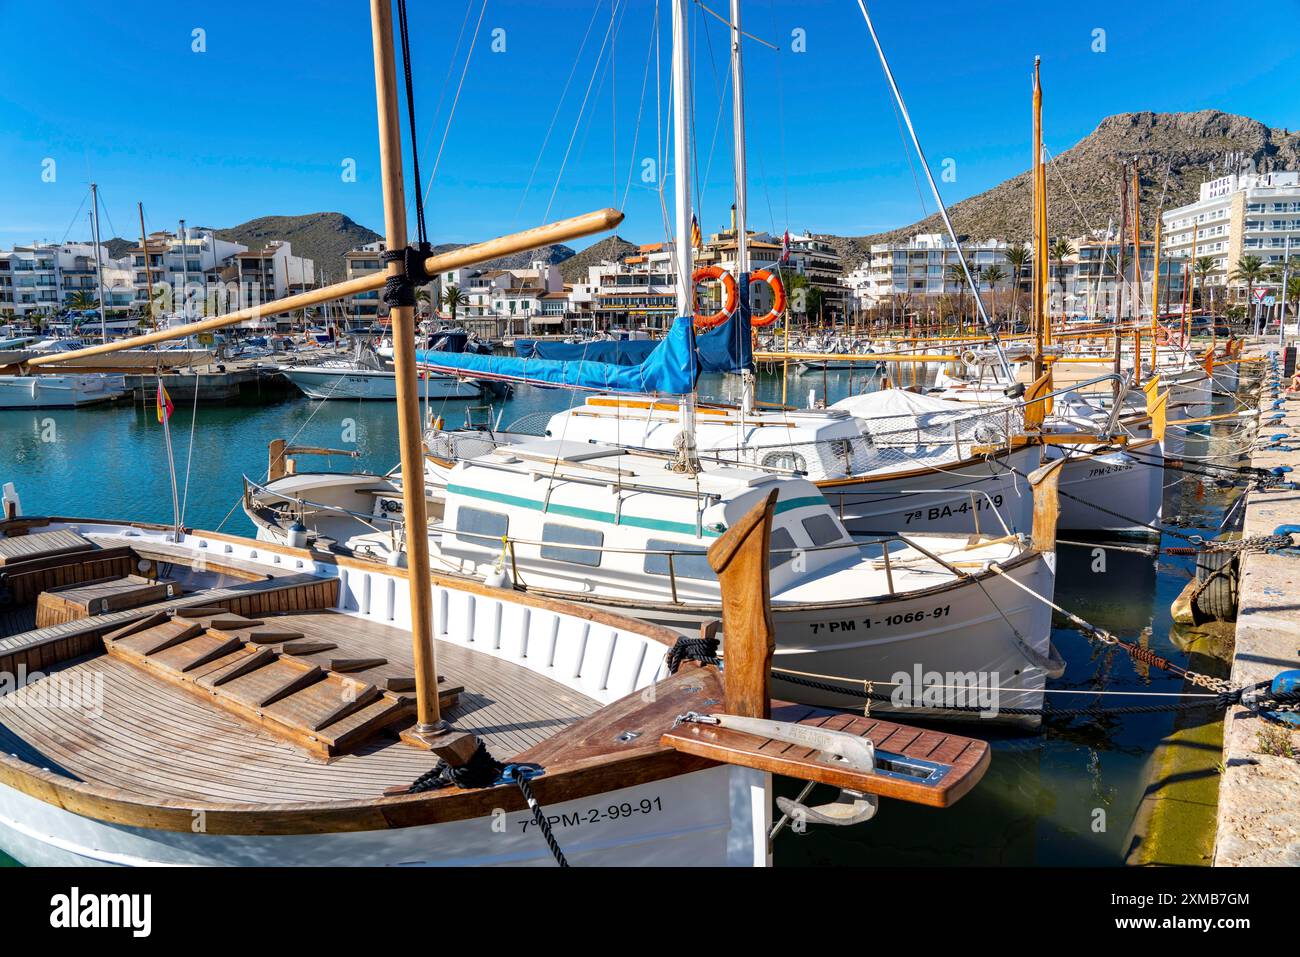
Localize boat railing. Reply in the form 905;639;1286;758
242;475;1004;601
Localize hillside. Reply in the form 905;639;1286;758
212;212;381;281
558;235;639;282
820;110;1300;267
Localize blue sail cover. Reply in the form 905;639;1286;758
513;337;659;365
416;316;699;395
695;274;754;374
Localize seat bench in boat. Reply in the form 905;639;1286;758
34;574;182;628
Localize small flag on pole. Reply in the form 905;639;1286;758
781;229;791;264
691;213;703;251
156;380;174;424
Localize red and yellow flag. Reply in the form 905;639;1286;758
156;381;174;424
690;213;702;251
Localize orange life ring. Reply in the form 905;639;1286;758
749;269;786;327
692;265;737;329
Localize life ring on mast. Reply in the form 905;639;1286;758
692;266;738;329
749;269;787;327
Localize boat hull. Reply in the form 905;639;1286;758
0;374;127;409
1052;445;1163;534
0;765;766;867
564;551;1057;725
818;444;1039;537
283;367;482;401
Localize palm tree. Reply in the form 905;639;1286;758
415;287;433;320
1229;255;1268;330
440;284;469;324
1193;256;1216;315
65;290;95;313
1049;238;1075;314
1004;243;1030;326
981;264;1006;322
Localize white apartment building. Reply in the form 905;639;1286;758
438;260;565;337
0;242;134;320
344;241;386;328
848;233;1021;309
129;229;248;317
1162;169;1300;307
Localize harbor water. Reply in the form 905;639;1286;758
0;364;1241;866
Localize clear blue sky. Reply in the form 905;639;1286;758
2;0;1298;260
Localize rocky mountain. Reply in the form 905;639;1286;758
212;212;381;281
820;110;1300;268
558;235;639;282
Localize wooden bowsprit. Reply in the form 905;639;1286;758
659;490;991;823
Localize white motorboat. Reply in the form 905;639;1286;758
0;372;127;409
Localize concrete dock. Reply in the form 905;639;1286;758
1214;346;1300;867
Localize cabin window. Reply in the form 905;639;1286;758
761;450;807;473
643;538;714;581
769;527;798;569
454;506;508;550
540;523;603;567
801;514;843;548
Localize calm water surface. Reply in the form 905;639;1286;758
0;364;1243;866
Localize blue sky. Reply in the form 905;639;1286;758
2;0;1298;260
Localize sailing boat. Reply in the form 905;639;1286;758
242;1;1064;724
0;0;998;868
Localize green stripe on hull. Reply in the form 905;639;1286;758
446;484;828;540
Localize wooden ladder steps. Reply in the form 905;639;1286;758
101;612;460;758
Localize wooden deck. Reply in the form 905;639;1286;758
0;609;600;803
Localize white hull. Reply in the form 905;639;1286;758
565;552;1056;723
820;444;1039;536
0;765;765;867
1053;446;1163;533
283;367;482;401
0;374;127;409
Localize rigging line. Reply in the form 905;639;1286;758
396;0;429;246
543;0;626;224
620;6;657;211
59;188;91;245
405;0;473;224
422;0;489;206
693;0;778;49
571;0;632;180
179;360;201;525
696;10;733;217
513;0;605;223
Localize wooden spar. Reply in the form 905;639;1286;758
1030;57;1046;379
1151;217;1161;371
1132;163;1142;382
368;0;441;736
707;489;777;720
17;207;623;372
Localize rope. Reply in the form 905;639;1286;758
666;634;720;673
770;667;1230;717
405;741;569;866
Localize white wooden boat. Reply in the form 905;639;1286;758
0;500;991;866
245;438;1068;722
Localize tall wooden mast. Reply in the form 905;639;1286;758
369;0;442;737
1031;58;1047;379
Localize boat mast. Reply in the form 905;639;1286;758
671;0;700;471
138;203;157;330
369;0;444;739
1031;58;1046;381
89;182;108;342
730;0;754;416
179;218;188;324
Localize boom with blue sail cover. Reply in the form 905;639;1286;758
415;315;701;395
